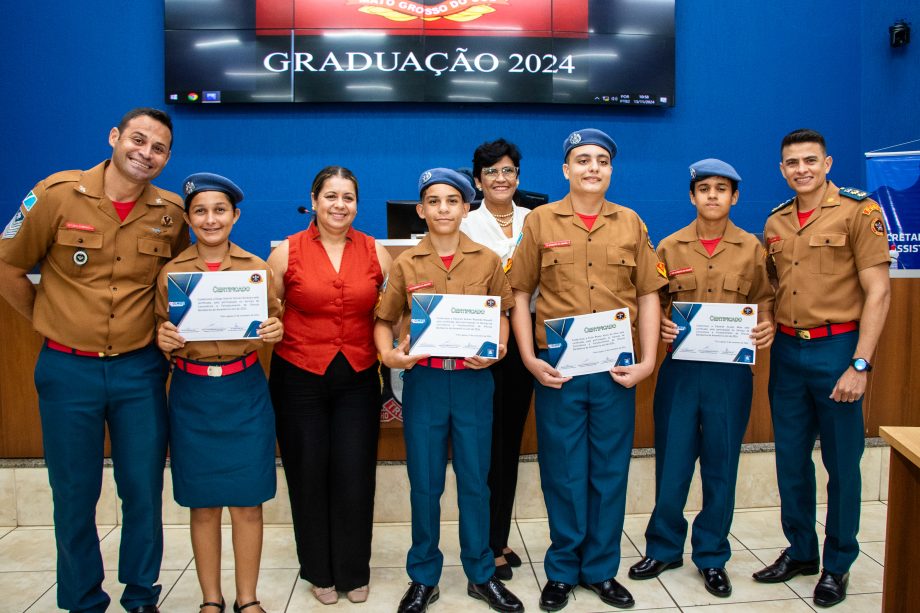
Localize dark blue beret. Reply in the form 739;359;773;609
563;128;617;161
689;158;742;183
182;172;245;209
418;167;476;203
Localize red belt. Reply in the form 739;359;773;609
173;352;259;377
778;321;858;340
46;339;120;358
417;357;466;371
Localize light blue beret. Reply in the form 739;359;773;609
689;158;742;183
563;128;617;160
418;167;476;203
182;172;245;209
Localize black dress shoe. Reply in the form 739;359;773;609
628;557;683;580
468;577;524;612
579;578;635;609
699;568;732;597
539;581;574;611
494;562;513;581
752;549;820;583
504;550;523;568
128;606;159;613
398;582;440;613
232;601;265;613
813;570;849;607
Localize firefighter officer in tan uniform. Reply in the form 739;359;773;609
0;108;188;613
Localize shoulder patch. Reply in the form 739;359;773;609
2;209;25;239
21;190;38;212
769;197;794;216
862;202;881;215
156;189;184;208
839;187;869;201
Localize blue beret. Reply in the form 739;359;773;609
182;172;245;209
563;128;617;161
689;159;742;183
418;167;476;203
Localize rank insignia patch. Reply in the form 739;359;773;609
656;261;667;279
839;187;869;201
2;210;25;239
862;202;881;215
22;191;37;212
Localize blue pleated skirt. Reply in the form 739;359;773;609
168;364;277;508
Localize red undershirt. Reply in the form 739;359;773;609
440;255;454;269
111;200;136;222
797;208;815;227
699;237;722;256
205;261;221;271
576;212;598;230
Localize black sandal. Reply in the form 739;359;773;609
233;601;265;613
200;598;225;612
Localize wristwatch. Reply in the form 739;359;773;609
850;358;873;372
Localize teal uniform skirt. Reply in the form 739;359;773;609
168;363;277;508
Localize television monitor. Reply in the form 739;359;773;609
164;0;675;106
386;200;428;239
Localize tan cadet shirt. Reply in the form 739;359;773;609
0;161;189;353
509;195;667;348
764;180;890;328
376;232;513;341
657;220;774;314
155;242;281;362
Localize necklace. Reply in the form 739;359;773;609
492;213;513;227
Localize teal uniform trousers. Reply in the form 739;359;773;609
644;355;753;568
769;331;864;574
34;344;168;613
534;356;635;584
402;365;496;586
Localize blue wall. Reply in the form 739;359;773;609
2;1;916;259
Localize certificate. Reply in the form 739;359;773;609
168;270;269;341
544;308;635;377
671;302;757;364
409;293;502;358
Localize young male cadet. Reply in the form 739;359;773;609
509;129;667;611
753;129;890;608
629;159;774;597
0;108;188;613
375;168;524;613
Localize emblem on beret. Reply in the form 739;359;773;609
420;171;432;183
690;167;697;179
872;218;885;236
184;181;195;195
569;132;582;145
162;215;173;227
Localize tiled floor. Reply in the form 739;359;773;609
1;502;887;612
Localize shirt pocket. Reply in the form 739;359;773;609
607;246;636;292
540;247;574;292
53;228;104;277
667;274;697;295
136;237;173;284
808;233;847;274
722;273;752;298
464;282;489;296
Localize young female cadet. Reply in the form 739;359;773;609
628;159;774;597
374;168;523;613
155;173;283;613
509;129;666;611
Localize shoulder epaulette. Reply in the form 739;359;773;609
768;197;794;216
839;186;869;201
155;188;184;208
42;169;82;188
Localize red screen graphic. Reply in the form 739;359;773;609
256;0;587;36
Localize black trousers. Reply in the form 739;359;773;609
269;352;380;591
487;321;535;557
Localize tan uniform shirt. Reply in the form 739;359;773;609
376;232;513;341
509;195;667;348
0;161;189;353
764;181;890;328
658;220;774;313
155;242;281;362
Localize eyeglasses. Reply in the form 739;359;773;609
482;166;519;178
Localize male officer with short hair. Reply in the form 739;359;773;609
753;128;890;608
0;108;188;613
